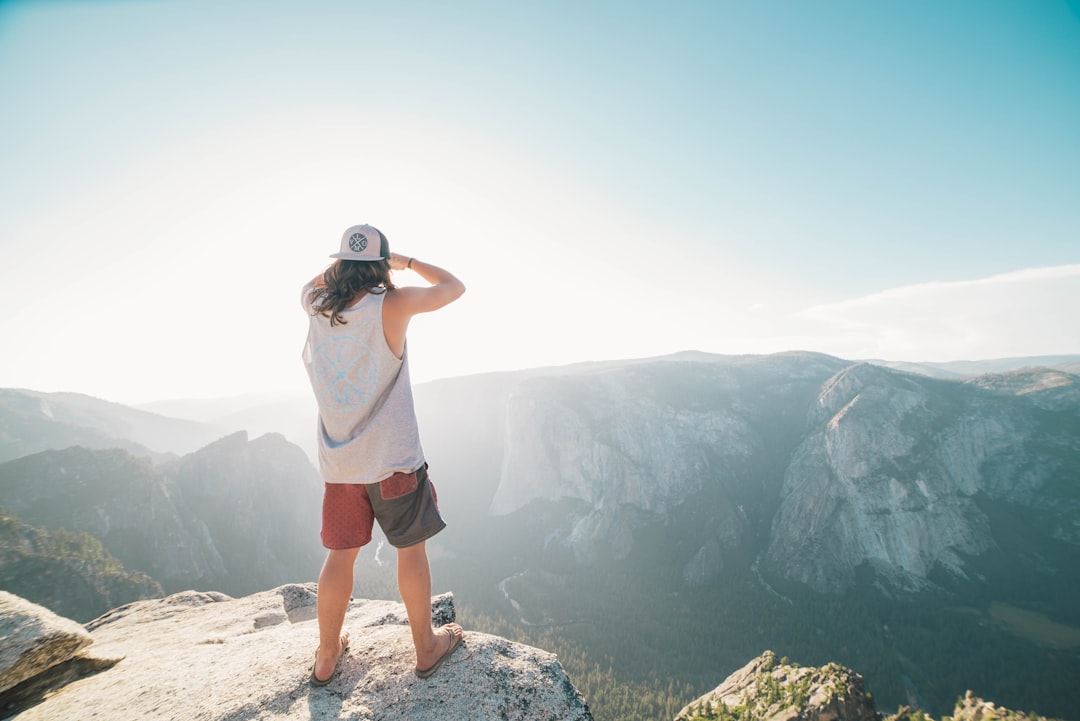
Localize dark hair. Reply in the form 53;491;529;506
309;258;395;326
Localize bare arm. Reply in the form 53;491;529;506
300;273;325;311
383;253;465;356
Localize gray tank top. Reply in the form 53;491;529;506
301;284;425;484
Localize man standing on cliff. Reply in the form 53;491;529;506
301;223;466;684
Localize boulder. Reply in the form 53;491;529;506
943;690;1060;721
0;591;93;694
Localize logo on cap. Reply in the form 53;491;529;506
349;233;369;253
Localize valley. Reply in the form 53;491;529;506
987;603;1080;650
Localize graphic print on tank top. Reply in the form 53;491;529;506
310;336;379;412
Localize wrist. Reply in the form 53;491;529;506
407;257;415;269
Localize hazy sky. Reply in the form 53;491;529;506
2;0;1078;404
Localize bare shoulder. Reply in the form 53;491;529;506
385;283;464;318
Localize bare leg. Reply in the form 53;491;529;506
314;547;359;681
397;541;461;672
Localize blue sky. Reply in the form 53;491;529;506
2;0;1078;403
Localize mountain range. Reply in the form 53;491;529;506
449;352;1079;597
1;351;1078;720
0;431;323;621
414;352;1080;719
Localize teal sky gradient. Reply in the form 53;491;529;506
2;0;1078;401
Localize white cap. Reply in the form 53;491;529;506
330;224;388;261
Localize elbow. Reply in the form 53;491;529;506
452;280;466;300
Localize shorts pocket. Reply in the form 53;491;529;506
379;470;419;500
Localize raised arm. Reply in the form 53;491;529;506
388;253;465;312
382;253;465;356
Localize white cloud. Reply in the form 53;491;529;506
791;265;1080;361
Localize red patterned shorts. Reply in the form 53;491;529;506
321;463;445;550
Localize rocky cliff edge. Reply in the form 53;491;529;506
0;585;593;721
675;651;1062;721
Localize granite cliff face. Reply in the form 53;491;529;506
488;354;1080;593
160;431;324;595
0;432;323;602
765;362;1079;592
491;353;848;570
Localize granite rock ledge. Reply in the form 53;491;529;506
2;585;593;721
